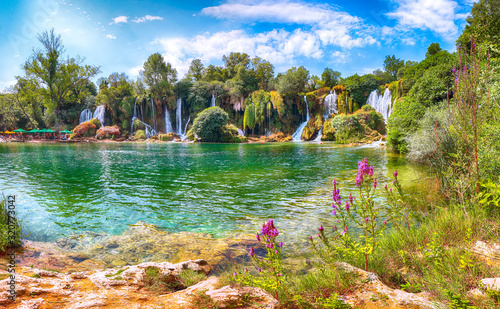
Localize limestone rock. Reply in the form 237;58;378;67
96;125;121;140
480;278;500;291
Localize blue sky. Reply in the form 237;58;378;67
0;0;477;90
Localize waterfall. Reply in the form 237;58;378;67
165;103;173;134
324;91;338;117
182;116;191;139
366;89;392;121
130;97;138;135
92;105;105;127
79;109;93;124
291;96;310;141
237;128;245;136
211;94;216;107
176;98;182;135
314;127;323;142
151;98;156;132
313;91;338;142
266;102;271;136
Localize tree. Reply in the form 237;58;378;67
307;75;321;91
250;56;274;91
426;43;442;58
223;52;251;75
321;68;341;88
457;0;500;56
383;55;405;80
276;66;309;96
23;29;100;124
243;101;256;134
187;59;205;82
142;53;177;99
203;65;225;82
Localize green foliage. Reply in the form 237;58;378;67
142;53;177;99
478;177;500;211
243;102;256;133
187;59;205;82
221;124;247;143
426;43;442;58
134;130;146;140
321;68;341;88
144;267;185;293
411;64;454;107
133;118;145;131
316;294;351;309
384;55;405;79
406;104;455;164
191;107;230;142
178;269;206;287
342;74;379;108
402;51;456;92
311;160;410;271
321;118;336;141
0;197;23;252
251;90;271;130
353;110;385;134
457;0;500;58
276;66;309;97
387;95;426;153
331;114;362;144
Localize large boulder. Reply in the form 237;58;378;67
96;125;121;140
302;114;323;140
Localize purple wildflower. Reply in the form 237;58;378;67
373;178;377;188
279;242;283;247
318;225;324;232
393;170;398;178
249;246;255;257
332;209;337;216
258;267;262;272
256;233;260;242
345;201;350;211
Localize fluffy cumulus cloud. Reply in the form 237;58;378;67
387;0;460;37
110;15;128;24
132;15;163;23
105;34;116;39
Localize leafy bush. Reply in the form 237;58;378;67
361;104;374;111
221;124;247;143
353;109;385;134
331;114;362;144
133;118;145;131
192;107;230;142
134;130;146;140
72;120;98;138
407;104;455;165
387;95;426;153
322;118;336;141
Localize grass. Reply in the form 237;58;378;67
144;267;207;294
0;196;22;253
351;206;500;308
105;268;125;277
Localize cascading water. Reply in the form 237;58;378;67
266;102;272;136
366;89;392;121
291;96;310;141
165;102;173;134
130;98;138;135
324;91;338;116
210;94;216;107
176;98;182;135
237;128;245;136
79;109;93;124
151;98;156;132
92;105;106;126
314;91;337;142
181;116;190;140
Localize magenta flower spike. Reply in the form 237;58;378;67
318;225;324;232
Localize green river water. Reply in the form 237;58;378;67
0;142;427;245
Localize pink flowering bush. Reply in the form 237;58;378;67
233;219;284;298
311;158;412;271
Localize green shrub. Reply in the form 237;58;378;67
387;95;426;153
158;134;171;141
89;118;101;128
0;197;22;252
134;130;146;140
361;104;374;111
331;114;362;144
192;107;230;142
133;119;145;131
322;118;336;141
353;110;385;134
221;124;247;143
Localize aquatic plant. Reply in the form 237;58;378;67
311;158;412;271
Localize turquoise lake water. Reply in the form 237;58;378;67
0;142;426;244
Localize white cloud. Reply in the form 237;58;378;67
105;34;116;39
128;65;143;78
402;37;416;45
132;15;163;23
201;1;361;27
387;0;460;37
110;16;128;25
